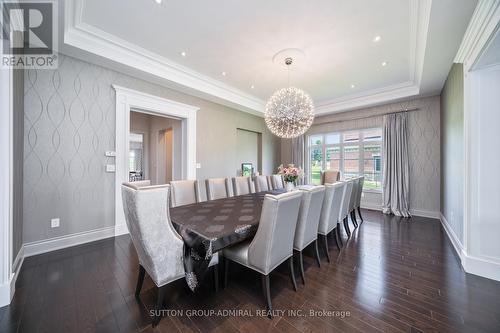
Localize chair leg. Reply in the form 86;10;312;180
336;223;344;246
288;257;298;291
135;265;146;298
322;234;330;263
212;264;219;292
223;258;229;289
298;251;305;285
332;228;341;251
261;274;273;317
152;285;167;327
357;207;364;223
313;239;321;267
351;210;358;228
343;217;351;237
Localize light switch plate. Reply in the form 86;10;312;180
106;164;116;172
196;163;201;169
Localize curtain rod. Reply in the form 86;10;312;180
315;107;420;124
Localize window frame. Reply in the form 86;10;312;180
306;128;383;193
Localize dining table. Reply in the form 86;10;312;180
170;189;286;291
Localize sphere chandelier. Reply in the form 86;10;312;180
265;57;314;139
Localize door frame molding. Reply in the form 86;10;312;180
0;66;14;307
113;85;198;234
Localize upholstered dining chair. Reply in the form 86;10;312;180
317;182;345;262
206;178;232;200
348;177;360;228
321;170;340;184
223;191;302;315
170;180;200;207
354;176;365;223
270;174;284;189
339;179;354;238
232;176;252;196
254;175;270;192
121;183;219;327
294;185;325;283
127;180;152;189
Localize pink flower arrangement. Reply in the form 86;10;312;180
277;164;303;183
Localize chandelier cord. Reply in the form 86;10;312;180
287;63;290;88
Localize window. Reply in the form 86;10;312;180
307;128;383;191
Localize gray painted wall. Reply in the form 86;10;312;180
282;95;441;216
440;63;464;244
13;67;24;263
23;53;280;244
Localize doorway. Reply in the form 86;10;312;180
113;85;198;234
129;111;181;185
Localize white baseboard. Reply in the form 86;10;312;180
360;204;440;219
0;246;25;307
360;203;382;211
114;223;129;236
24;225;127;257
0;280;13;307
410;209;440;219
440;213;500;282
463;255;500;282
439;213;465;261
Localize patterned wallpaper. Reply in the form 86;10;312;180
406;96;440;214
24;55;117;243
23;54;280;243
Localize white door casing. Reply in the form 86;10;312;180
113;85;198;234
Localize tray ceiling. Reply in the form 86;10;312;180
61;0;477;115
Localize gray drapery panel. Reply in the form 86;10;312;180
291;136;305;184
382;113;411;217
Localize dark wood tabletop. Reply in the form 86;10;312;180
170;189;284;253
169;189;285;291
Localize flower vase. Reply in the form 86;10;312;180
285;181;295;192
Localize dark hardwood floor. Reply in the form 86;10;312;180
2;209;500;333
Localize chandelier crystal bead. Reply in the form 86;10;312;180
265;86;314;138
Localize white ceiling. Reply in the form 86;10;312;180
60;0;477;115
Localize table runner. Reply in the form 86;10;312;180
170;190;284;291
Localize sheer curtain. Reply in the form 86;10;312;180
382;113;411;217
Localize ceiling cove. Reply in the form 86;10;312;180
63;0;432;116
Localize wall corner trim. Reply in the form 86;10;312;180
439;213;465;261
440;213;500;282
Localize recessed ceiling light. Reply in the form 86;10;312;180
221;71;227;76
381;61;387;67
350;84;355;88
154;0;162;4
373;35;381;42
251;85;255;89
180;51;186;57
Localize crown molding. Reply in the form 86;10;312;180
314;81;419;115
63;0;265;115
311;0;431;115
63;0;432;116
454;0;500;65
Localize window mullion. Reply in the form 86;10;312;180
360;130;364;177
